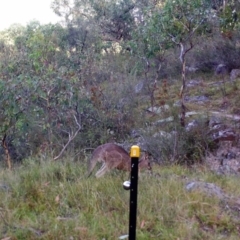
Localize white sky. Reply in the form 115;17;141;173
0;0;61;30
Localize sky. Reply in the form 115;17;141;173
0;0;61;30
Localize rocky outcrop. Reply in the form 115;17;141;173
230;69;240;81
215;64;229;75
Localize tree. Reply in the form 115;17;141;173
51;0;137;45
129;1;169;110
159;0;212;126
217;0;240;36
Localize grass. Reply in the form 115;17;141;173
1;159;240;239
1;75;240;239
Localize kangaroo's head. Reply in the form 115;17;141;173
139;152;152;171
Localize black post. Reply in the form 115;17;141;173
128;145;140;240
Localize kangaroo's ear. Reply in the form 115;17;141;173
142;151;149;159
148;161;152;171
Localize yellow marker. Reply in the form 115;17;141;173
130;145;140;158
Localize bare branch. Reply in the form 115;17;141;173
53;113;81;161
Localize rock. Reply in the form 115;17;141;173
185;66;199;73
147;105;170;114
153;130;172;139
186;181;229;200
215;64;229;75
209;117;236;142
130;129;141;138
209;111;240;121
205;142;240;176
154;116;174;125
0;183;10;192
225;151;237;160
186;120;200;131
209;116;222;128
230;69;240;81
184;95;209;103
134;81;144;93
212;128;237;142
208;115;238;143
186;79;202;88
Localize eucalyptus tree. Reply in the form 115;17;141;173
158;0;212;126
0;21;83;162
49;2;154;159
52;0;136;35
217;0;240;33
127;1;169;110
127;0;212;125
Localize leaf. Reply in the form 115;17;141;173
140;220;145;229
74;226;88;233
43;182;50;187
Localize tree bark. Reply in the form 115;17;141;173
2;134;12;170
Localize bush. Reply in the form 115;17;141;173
142;117;216;165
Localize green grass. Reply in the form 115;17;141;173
1;160;240;239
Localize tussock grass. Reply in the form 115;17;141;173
1;160;240;239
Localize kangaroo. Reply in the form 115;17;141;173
87;143;151;178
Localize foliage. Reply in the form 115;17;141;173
217;0;240;33
161;0;212;42
143;117;217;165
0;17;142;163
92;0;135;41
0;0;240;164
160;0;212;125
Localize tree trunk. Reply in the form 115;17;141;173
2;134;12;170
179;43;186;127
179;42;193;127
